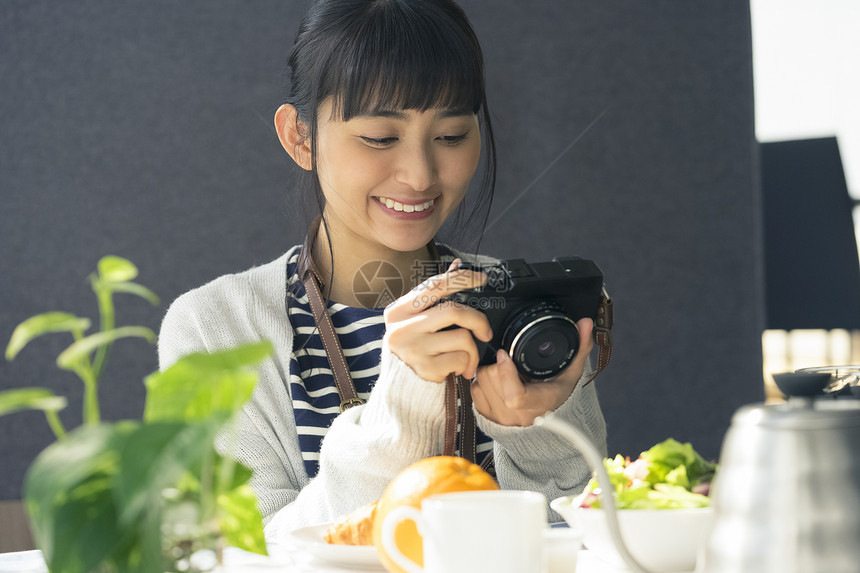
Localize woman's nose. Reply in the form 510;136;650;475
394;144;437;191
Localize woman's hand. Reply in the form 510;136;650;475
471;317;594;426
383;260;493;383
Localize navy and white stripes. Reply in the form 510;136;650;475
285;247;492;478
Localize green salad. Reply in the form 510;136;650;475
579;438;717;510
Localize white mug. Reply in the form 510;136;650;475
381;490;548;573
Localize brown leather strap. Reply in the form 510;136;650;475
457;375;476;463
582;288;613;386
443;374;458;456
303;271;364;411
442;374;478;463
297;219;483;458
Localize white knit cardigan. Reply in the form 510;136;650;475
157;245;607;542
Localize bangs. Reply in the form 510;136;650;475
321;1;485;120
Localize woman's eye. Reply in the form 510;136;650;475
360;136;397;147
437;133;468;145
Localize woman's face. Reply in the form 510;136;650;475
314;99;482;254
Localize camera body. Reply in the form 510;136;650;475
446;256;605;380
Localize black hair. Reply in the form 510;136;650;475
285;0;496;298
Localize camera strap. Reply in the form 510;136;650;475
582;288;613;386
301;267;365;411
301;268;479;462
297;224;479;463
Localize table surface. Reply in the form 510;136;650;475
0;546;640;573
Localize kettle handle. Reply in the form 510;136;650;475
535;415;655;573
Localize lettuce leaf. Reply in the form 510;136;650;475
641;438;717;487
580;438;717;510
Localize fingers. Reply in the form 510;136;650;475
409;303;493;342
471;360;505;421
384;262;487;320
410;269;486;311
492;350;528;408
472;318;596;426
382;258;495;383
570;317;594;370
387;325;484;380
420;328;484;378
474;350;525;408
386;331;474;382
419;349;474;382
472;351;533;426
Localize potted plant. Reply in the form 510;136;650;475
0;255;269;573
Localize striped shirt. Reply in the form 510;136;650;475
285;246;493;478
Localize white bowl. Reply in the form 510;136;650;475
551;495;713;572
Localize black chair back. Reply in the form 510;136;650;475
761;137;860;331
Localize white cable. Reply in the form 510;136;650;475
534;414;654;573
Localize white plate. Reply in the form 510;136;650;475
285;523;384;570
0;550;48;573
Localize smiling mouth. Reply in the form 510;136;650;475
374;196;437;213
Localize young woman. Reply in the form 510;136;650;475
157;0;607;541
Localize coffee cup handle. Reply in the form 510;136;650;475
381;506;425;573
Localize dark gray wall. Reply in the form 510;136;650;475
0;1;762;500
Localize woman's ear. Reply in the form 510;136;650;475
274;104;312;171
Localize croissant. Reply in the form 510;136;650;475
323;500;378;546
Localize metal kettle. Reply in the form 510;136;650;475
701;368;860;573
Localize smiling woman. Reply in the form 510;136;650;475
156;0;606;548
276;0;496;291
1;0;765;557
275;101;482;285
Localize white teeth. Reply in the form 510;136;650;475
378;197;435;213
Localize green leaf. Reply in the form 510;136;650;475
217;484;267;555
611;483;653;509
665;464;690;489
686;451;718;485
143;342;272;423
168;454;251;499
24;424;136;572
0;388;67;416
6;312;91;360
25;424;134;511
24;423;169;573
113;420;222;526
56;326;156;370
646;484;711;509
124;507;164;573
144;369;257;423
584;439;718;510
218;455;253;491
42;473;127;573
98;255;139;283
602;455;631;490
641;438;717;486
108;281;161;305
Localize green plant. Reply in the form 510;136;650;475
3;255;159;432
1;256;269;573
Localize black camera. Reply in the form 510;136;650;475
443;256;605;380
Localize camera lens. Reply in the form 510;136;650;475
537;340;556;358
502;301;579;380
